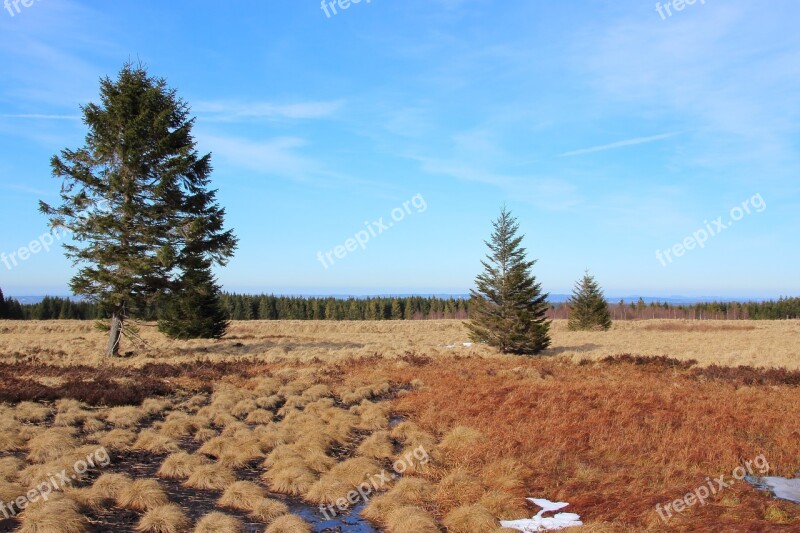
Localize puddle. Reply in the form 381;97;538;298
747;476;800;504
292;502;377;533
0;518;19;533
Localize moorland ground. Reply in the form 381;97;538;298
0;319;798;532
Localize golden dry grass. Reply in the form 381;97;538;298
218;480;266;511
249;497;289;523
1;318;799;369
442;504;500;532
184;463;237;491
263;514;311;533
194;512;243;533
117;478;170;511
0;456;23;482
136;504;190;533
18;494;87;533
158;452;209;479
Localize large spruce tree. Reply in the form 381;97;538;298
567;271;612;331
467;207;551;355
40;64;237;356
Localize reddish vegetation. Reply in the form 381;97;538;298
0;360;263;405
385;357;800;531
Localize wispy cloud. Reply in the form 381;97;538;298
200;134;318;181
2;184;54;196
193;100;344;121
558;132;682;157
417;156;582;211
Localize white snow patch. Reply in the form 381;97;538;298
755;477;800;503
463;342;473;347
500;498;583;532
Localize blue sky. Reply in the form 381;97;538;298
0;0;798;298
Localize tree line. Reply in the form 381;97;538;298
1;288;798;322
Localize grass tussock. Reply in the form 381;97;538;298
132;430;181;454
117;478;170;511
53;407;91;428
0;480;25;502
356;431;395;460
96;428;138;450
438;426;485;464
305;476;355;505
435;467;486;512
141;398;172;415
479;490;530;520
136;504;190;533
386;476;435;505
481;458;527;493
194;512;243;533
340;382;391;405
0;419;26;452
82;417;106;433
255;395;281;410
218;480;266;511
106;406;146;428
249;497;289;523
442;504;499;533
361;493;405;525
263;461;317;496
264;514;312;533
325;457;381;487
194;427;218;442
159;413;201;438
14;401;51;422
91;473;133;501
197;435;228;457
384;505;439;533
0;456;24;482
18;495;87;533
63;485;105;510
217;436;265;468
158;452;209;479
245;409;274;424
184;463;237;491
350;400;390;430
27;427;77;463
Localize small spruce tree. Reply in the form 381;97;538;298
467;207;551;355
567;271;612;331
157;256;229;339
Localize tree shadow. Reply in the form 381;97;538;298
546;343;601;355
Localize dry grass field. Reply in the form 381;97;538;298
0;319;798;532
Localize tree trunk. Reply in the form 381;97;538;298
106;312;122;357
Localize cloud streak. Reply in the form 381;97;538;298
193;100;344;121
558;132;682;157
